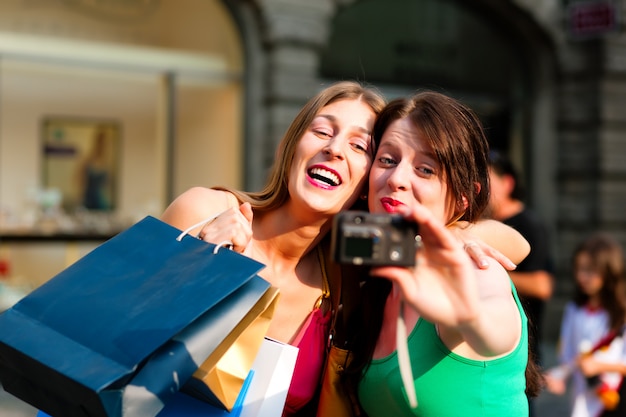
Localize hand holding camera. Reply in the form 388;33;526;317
331;211;420;266
331;210;421;407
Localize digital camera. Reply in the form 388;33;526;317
331;211;420;266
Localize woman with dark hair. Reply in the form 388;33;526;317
346;91;542;417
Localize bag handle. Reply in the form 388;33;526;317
175;211;234;253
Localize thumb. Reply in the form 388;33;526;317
239;202;254;224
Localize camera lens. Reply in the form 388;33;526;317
390;247;403;262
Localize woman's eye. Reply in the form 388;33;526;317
314;129;332;138
351;139;371;153
378;156;397;166
417;166;435;176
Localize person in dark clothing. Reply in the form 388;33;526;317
488;150;554;415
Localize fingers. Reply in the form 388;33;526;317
196;205;253;253
463;241;490;269
408;204;459;252
486;248;517;271
466;241;517;271
240;202;254;224
449;220;518;271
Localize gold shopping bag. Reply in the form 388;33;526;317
183;285;280;411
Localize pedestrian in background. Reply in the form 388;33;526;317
544;232;626;417
487;151;554;371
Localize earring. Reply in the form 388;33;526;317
360;194;368;200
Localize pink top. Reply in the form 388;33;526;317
281;307;331;416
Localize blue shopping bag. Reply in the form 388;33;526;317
36;371;255;417
0;216;277;417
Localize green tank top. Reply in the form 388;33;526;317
358;285;528;417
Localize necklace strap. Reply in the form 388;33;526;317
318;245;330;299
314;245;331;309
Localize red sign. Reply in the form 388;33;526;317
568;0;619;37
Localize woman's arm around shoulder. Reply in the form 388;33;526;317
161;187;237;234
462;219;530;266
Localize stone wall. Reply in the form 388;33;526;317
236;0;626;342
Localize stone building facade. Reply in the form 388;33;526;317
227;0;626;340
0;0;623;341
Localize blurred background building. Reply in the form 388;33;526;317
0;0;624;359
3;0;624;415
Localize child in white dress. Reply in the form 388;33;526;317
545;233;626;417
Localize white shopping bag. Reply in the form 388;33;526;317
240;337;299;417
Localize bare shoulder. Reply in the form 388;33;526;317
474;259;514;299
161;187;236;230
472;259;522;355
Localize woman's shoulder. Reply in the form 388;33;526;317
172;187;237;210
475;258;514;297
176;187;238;207
560;301;602;326
563;301;578;312
562;301;587;317
161;187;238;229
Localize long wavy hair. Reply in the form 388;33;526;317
214;81;386;211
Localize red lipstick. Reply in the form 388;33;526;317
380;197;405;213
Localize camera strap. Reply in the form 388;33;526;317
397;300;418;409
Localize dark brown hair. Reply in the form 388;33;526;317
344;90;544;403
372;91;490;224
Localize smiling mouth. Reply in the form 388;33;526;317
308;167;341;187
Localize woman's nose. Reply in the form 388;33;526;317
387;164;410;191
323;137;345;160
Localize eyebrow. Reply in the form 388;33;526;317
380;139;438;161
315;114;372;136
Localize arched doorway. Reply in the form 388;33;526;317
319;0;556;213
